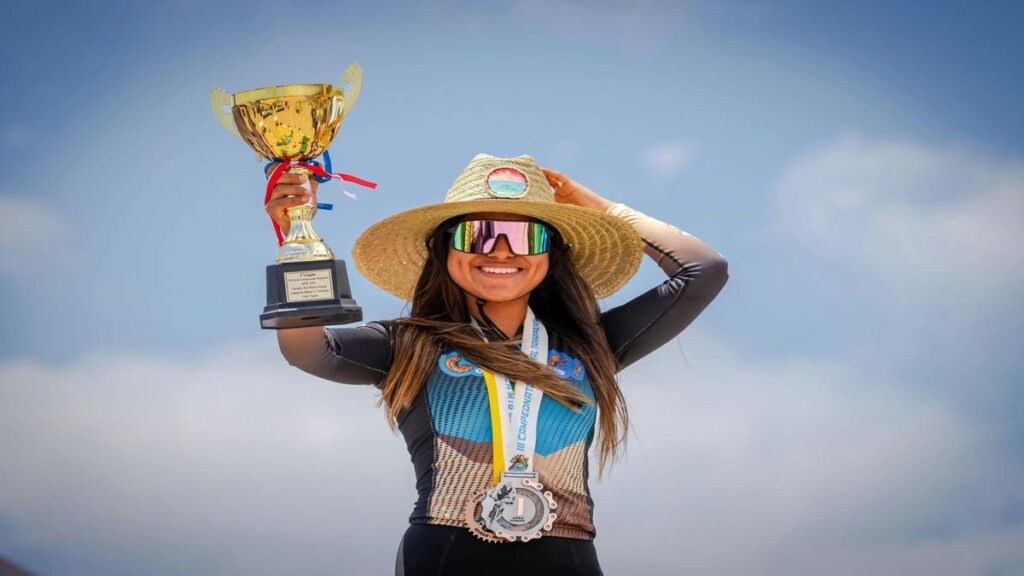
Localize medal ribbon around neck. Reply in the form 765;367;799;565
469;306;548;485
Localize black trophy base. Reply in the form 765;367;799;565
260;259;363;329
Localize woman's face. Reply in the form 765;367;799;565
446;212;550;303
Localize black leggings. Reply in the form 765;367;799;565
395;524;604;575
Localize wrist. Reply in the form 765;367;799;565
567;190;614;212
605;202;644;219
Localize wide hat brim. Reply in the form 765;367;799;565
351;153;644;302
352;199;643;301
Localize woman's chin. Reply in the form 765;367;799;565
476;291;524;303
472;283;529;302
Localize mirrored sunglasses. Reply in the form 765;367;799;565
449;219;552;255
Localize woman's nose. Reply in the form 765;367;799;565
487;234;515;257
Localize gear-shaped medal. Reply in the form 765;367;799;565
464;471;558;543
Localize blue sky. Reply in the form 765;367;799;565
2;1;1022;574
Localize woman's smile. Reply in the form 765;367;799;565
467;256;536;292
476;265;523;277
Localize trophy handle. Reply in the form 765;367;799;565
210;88;241;138
341;62;363;117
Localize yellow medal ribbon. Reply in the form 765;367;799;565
482;369;506;485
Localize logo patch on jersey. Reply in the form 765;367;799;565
547;349;586;382
439;351;484;378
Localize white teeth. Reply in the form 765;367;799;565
480;266;520;274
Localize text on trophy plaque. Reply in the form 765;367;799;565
284;270;336;302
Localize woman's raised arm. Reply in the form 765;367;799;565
540;167;729;372
599;202;729;371
276;322;394;386
264;163;395;386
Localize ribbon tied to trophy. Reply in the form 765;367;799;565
264;157;377;246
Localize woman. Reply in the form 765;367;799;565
265;154;729;575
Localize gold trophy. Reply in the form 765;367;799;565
211;63;365;329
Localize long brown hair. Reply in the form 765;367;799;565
376;215;629;476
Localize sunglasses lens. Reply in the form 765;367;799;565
452;220;551;255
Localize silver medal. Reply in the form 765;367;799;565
477;471;557;542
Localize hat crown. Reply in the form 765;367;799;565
444;154;555;205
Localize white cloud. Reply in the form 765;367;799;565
1;333;1020;575
0;341;411;575
0;196;66;277
593;334;1023;575
776;133;1024;300
638;141;695;177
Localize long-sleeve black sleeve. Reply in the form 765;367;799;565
599;202;729;372
276;321;393;387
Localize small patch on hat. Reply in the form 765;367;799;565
485;167;528;198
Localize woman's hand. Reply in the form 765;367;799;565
265;171;319;236
540;167;615;212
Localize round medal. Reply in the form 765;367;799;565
464;471;557;543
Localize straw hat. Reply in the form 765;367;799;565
351;153;643;301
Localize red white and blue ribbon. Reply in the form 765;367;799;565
264;158;377;246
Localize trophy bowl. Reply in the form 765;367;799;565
231;84;346;162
